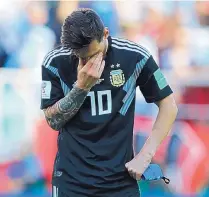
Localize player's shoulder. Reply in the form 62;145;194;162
42;45;73;68
110;36;151;59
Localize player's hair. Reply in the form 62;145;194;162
61;8;104;50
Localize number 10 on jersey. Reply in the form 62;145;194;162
87;90;112;116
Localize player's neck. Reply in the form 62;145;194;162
103;39;108;58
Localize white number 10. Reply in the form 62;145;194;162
88;90;112;116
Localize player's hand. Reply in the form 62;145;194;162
76;52;105;90
125;153;152;180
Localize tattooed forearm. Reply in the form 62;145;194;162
43;86;89;130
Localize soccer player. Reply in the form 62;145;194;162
41;8;178;197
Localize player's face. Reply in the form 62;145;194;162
76;28;109;65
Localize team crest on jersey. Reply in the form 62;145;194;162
110;69;125;87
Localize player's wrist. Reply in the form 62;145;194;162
141;137;158;157
74;81;91;92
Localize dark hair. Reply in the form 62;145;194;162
61;8;104;50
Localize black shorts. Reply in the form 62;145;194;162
52;185;140;197
52;186;68;197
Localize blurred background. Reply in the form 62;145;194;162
0;0;209;197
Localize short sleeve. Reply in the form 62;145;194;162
137;56;173;103
41;66;64;109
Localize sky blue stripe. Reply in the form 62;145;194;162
60;79;70;96
133;70;138;81
119;89;136;115
47;65;60;77
123;77;130;91
123;57;147;92
52;67;56;74
123;84;135;103
46;65;70;96
119;57;148;115
123;75;134;92
135;57;147;76
123;89;135;112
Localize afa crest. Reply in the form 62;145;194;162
110;69;125;87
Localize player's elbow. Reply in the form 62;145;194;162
167;95;178;118
45;117;62;131
171;101;178;117
157;94;178;118
169;102;178;121
49;122;62;131
43;108;63;131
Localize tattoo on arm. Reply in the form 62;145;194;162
43;86;89;130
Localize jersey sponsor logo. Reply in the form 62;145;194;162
41;81;52;99
53;170;63;177
110;69;125;87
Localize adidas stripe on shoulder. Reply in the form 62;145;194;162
42;47;72;68
111;37;151;59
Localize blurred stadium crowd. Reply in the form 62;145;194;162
0;1;209;197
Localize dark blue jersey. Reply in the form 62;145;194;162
41;36;172;197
